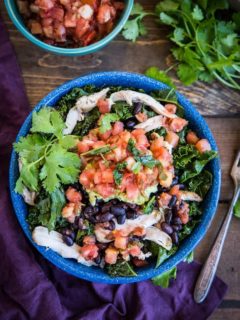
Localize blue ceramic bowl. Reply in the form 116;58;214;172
4;0;133;56
9;72;221;284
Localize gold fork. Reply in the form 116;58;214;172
194;150;240;303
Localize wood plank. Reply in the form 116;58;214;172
205;118;240;201
195;204;240;301
1;3;240;116
209;309;240;320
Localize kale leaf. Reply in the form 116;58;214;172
106;260;137;277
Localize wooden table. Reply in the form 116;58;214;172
1;1;240;318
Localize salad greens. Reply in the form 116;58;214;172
99;113;120;134
106;260;137;277
113;162;128;185
234;199;240;218
152;267;177;288
143;196;156;215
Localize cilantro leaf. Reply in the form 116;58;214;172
31;107;65;137
113;162;127;185
184;251;194;263
156;0;179;12
99;113;119;134
192;5;204;21
15;158;39;193
145;67;176;89
40;144;80;192
177;64;200;85
159;12;177;26
152;267;177;288
122;3;150;42
49;188;66;230
81;145;114;156
234;199;240;218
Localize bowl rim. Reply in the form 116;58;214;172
4;0;134;55
9;71;221;284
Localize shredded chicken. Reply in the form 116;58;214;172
32;226;96;266
108;90;177;119
63;88;109;134
179;191;202;202
145;226;172;250
134;115;164;132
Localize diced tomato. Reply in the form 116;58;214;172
93;141;106;149
43;26;54;38
82;30;97;46
101;169;114;184
79;168;95;187
114;236;128;250
65;187;82;203
53;24;66;42
195;139;211;153
159;169;173;188
169;118;188;133
30;21;43;34
119;131;131;144
94;170;102;184
98;160;108;171
131;129;145;138
83;235;96;245
99;129;112;141
170;185;180;196
132;227;146;237
61;202;75;219
51;7;64;21
95;184;115;198
128;245;141;257
41;17;53;26
80;244;99;260
165;104;177;114
112;121;124;136
155;146;172;167
165;131;179;148
105;247;119;264
97;99;110;114
158;192;172;207
150;137;164;153
36;0;54;11
64;11;77;27
120;173;134;192
136;134;149;149
77;141;90;154
126;182;139;200
75;18;90;39
97;4;114;24
186;131;199;145
135;112;148;123
113;146;127;162
178;202;189;224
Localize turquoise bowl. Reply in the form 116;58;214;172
9;72;221;284
4;0;133;56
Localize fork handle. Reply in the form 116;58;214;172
194;186;240;303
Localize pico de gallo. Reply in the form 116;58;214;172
14;85;217;277
16;0;124;47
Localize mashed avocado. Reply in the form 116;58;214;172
87;184;158;206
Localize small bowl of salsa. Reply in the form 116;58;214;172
4;0;133;56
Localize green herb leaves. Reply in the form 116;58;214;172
122;3;151;42
156;0;240;89
234;199;240;218
113;162;127;185
107;260;137;277
152;267;177;288
14;107;81;194
99;113;120;133
143;196;156;214
145;67;176;89
81;145;114;156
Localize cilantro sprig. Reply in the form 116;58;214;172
122;3;154;42
14;107;81;194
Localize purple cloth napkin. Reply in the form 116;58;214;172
0;18;227;320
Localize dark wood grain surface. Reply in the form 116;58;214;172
1;0;240;318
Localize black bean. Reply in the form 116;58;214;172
164;210;172;224
157;185;169;193
62;228;75;240
111;205;126;216
126;203;138;210
63;235;74;246
179;201;184;209
172;205;178;216
178;184;185;190
83;206;95;216
101;203;112;213
87;216;97;223
161;222;173;235
171;177;179;186
94;255;101;265
117;214;126;225
93;206;100;214
171;232;179;245
77;218;85;230
110;199;118;205
105;220;116;231
125;119;137;129
172;216;182;225
168;195;177;208
126;210;138;220
133;102;142;115
96;213;114;223
172;224;182;232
